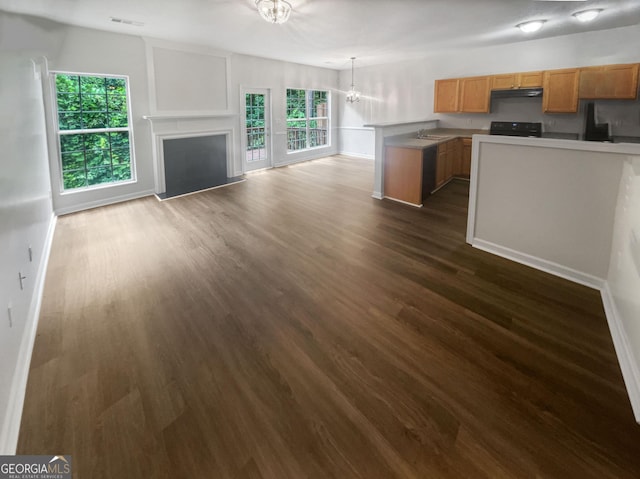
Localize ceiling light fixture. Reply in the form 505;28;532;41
516;20;546;33
255;0;292;24
346;57;361;103
573;9;603;22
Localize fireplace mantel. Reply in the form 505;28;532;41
143;113;237;122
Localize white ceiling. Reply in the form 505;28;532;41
1;0;639;69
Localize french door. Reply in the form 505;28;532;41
243;89;272;172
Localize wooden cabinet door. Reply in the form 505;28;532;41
580;64;639;99
459;76;490;113
444;141;454;180
384;147;423;205
579;66;603;98
436;145;447;188
542;68;579;113
434;79;460;113
452;139;463;176
602;64;639;99
462;138;472;178
518;71;543;88
492;72;542;90
492;74;517;90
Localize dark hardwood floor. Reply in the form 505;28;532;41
18;155;640;478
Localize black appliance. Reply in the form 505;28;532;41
490;121;542;137
490;88;543;99
422;145;437;198
583;102;610;142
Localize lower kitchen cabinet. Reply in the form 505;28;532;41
452;139;463;176
436;144;448;189
385;146;423;205
462;138;472;177
384;146;437;206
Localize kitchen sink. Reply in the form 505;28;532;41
417;134;450;140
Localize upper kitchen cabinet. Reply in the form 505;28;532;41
459;76;491;113
491;71;543;90
579;63;639;100
542;68;580;113
434;76;490;113
434;79;460;113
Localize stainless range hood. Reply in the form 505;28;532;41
491;87;543;99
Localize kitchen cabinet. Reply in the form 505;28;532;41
436;144;448;188
459;76;491;113
434;77;489;113
579;63;639;99
384;146;423;205
452;139;463;176
444;141;454;179
435;139;464;189
542;68;580;113
491;71;543;90
461;138;472;178
434;79;460;113
384;146;437;206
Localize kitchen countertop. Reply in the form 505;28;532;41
384;128;489;150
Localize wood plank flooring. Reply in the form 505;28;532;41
18;155;640;478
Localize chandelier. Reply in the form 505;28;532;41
346;57;361;103
256;0;292;24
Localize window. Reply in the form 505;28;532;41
54;73;135;191
286;89;329;152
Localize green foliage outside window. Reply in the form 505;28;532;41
286;89;329;151
55;73;133;190
246;93;266;150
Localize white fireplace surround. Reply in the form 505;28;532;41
144;124;235;195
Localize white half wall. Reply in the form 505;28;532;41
603;155;640;422
468;137;626;283
0;52;55;454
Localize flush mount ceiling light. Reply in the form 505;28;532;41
255;0;292;24
573;9;603;22
516;20;546;33
346;57;361;103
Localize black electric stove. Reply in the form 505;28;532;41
490;121;542;137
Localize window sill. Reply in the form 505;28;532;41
60;178;137;196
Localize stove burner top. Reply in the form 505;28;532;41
490;121;542;137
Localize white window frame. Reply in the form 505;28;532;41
286;88;330;153
51;70;137;193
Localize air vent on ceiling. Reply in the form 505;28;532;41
110;17;144;27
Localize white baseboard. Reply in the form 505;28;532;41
383;196;422;208
600;282;640;424
472;238;640;423
338;151;375;160
372;191;383;200
471;238;604;290
0;213;57;454
55;189;155;216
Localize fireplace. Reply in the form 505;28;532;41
151;130;243;200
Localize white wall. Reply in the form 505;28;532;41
0;52;55;453
470;139;624;283
603;155;640;421
339;24;640;157
0;10;340;214
231;53;339;171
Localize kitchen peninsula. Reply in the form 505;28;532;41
364;119;486;205
467;134;640;285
